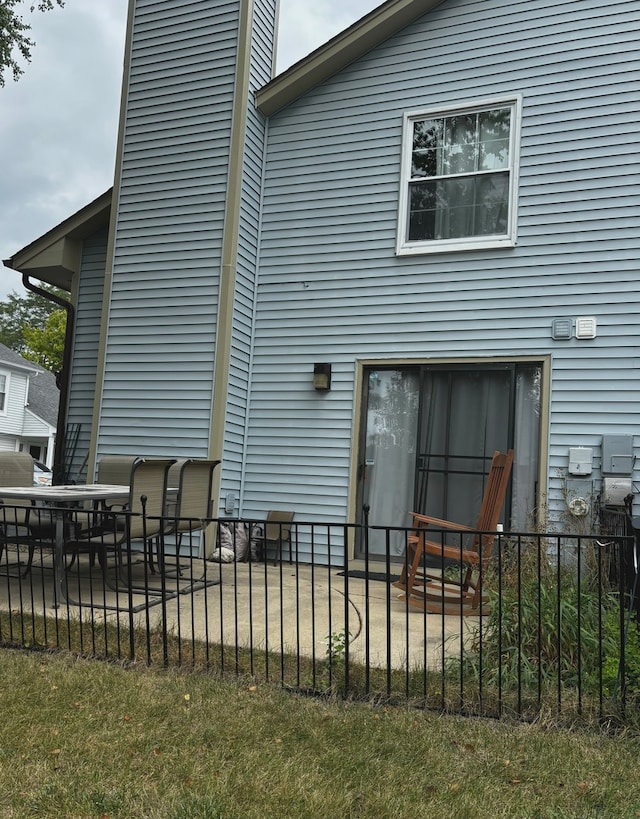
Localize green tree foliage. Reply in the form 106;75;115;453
0;0;65;87
0;285;67;373
22;306;66;374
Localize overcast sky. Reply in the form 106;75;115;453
0;0;379;299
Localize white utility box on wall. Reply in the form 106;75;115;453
568;447;593;476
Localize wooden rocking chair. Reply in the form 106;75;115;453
393;449;514;615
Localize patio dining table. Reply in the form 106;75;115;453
0;484;131;606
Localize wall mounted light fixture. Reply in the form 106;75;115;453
313;363;332;391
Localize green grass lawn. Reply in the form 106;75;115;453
0;647;639;819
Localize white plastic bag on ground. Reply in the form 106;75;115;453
217;521;249;561
209;546;235;563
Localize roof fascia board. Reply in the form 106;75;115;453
257;0;445;116
16;235;82;277
0;358;39;375
3;189;113;286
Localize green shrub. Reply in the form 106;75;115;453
451;544;622;698
600;608;640;701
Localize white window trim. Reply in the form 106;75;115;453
396;95;522;256
0;370;9;416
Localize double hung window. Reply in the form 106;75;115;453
397;96;521;255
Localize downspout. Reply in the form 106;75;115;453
21;275;74;485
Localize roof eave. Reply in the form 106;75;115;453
0;358;40;375
3;188;113;291
256;0;445;117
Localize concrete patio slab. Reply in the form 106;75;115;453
0;551;479;671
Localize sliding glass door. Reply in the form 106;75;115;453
357;362;541;558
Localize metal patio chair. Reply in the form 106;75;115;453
96;454;139;486
254;510;295;565
0;451;58;575
152;458;221;572
64;457;176;590
96;455;139;511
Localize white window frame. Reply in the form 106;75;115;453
396;95;522;256
0;371;9;415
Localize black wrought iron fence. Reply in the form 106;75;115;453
0;501;638;726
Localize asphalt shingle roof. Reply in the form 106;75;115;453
0;343;59;427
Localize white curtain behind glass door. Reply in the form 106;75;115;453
363;370;419;557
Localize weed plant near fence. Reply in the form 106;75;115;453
0;505;638;728
447;535;640;723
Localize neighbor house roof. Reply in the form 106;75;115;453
27;366;59;428
0;343;59;427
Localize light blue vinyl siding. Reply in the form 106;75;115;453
0;370;27;434
222;0;277;509
247;0;640;542
67;228;109;482
98;0;242;459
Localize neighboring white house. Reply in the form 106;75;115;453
0;344;58;469
4;0;639;564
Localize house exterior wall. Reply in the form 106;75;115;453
219;0;276;513
94;0;277;510
0;367;28;437
96;0;240;459
67;227;109;481
22;410;53;439
0;364;55;464
0;436;20;453
245;0;640;537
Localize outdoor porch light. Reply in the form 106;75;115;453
313;363;332;391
